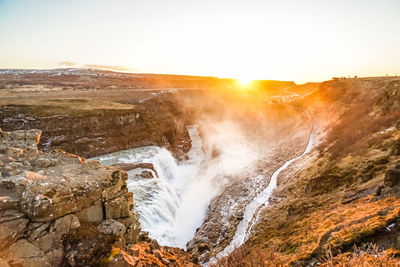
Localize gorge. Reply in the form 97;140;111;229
1;69;400;266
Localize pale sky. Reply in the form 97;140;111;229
0;0;399;82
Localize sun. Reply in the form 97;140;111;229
236;77;254;88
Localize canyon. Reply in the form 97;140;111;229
1;69;400;266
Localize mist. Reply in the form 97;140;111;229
171;118;263;247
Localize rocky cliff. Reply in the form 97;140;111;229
0;128;200;267
0;128;142;265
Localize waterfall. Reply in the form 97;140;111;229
92;125;204;247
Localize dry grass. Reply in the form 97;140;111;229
246;146;400;264
106;242;199;267
241;78;400;265
0;98;138;117
320;244;400;267
317;78;400;158
212;244;400;267
211;78;400;266
264;195;400;262
321;99;400;158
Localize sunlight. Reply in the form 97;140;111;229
236;77;254;88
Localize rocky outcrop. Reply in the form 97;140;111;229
0;128;141;266
106;232;200;267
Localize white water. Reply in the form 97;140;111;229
91;110;315;260
214;111;315;261
92;120;259;249
92;125;205;247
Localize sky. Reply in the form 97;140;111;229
0;0;399;83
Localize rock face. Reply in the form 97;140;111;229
0;97;191;161
0;128;141;266
384;164;400;187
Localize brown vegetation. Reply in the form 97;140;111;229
320;244;400;267
212;244;400;266
228;77;400;265
319;78;400;158
320;97;400;158
106;242;200;267
210;245;285;267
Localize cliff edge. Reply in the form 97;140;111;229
0;128;141;265
0;128;199;267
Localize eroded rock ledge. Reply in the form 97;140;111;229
0;128;141;266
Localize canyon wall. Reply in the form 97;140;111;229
0;97;191;161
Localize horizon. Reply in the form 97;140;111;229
1;0;399;83
1;67;399;85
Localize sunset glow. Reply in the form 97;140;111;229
0;0;399;82
237;77;254;88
